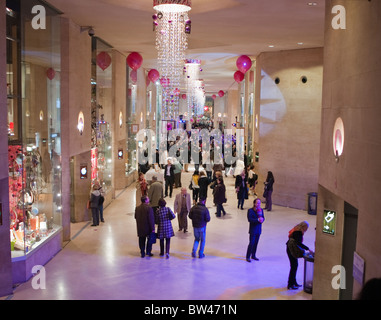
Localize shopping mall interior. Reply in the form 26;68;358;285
1;0;380;301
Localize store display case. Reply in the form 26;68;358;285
6;0;63;283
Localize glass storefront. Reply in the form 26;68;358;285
7;0;62;258
91;38;113;191
126;66;137;175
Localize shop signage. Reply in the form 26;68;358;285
323;210;336;235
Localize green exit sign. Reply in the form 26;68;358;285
323;210;336;235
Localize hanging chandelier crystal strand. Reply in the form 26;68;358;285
153;0;191;121
184;59;200;120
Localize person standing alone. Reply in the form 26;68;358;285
174;187;192;233
164;159;175;198
189;198;211;258
246;198;265;262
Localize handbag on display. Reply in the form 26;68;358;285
287;238;305;258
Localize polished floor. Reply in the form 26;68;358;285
5;168;316;300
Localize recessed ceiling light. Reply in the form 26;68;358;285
269;45;274;48
307;2;318;6
297;42;304;45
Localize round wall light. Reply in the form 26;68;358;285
77;111;84;135
333;117;344;161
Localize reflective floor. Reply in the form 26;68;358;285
4;168;316;300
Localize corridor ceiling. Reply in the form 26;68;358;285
48;0;325;93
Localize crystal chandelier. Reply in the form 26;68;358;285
184;59;204;119
153;0;191;121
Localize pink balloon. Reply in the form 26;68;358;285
212;94;217;100
234;70;245;83
148;69;160;83
218;90;225;98
96;52;112;71
182;94;187;100
47;68;56;80
127;52;143;71
236;55;252;74
130;69;137;84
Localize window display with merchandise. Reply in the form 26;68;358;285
6;0;63;260
8;144;62;257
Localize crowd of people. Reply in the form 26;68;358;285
130;160;313;291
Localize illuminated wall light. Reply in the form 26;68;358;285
77;111;84;135
39;110;44;121
333;117;344;162
119;111;123;128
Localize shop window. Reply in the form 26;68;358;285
8;0;62;258
126;66;137;175
91;38;113;190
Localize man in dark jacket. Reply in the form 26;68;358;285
189;198;211;258
135;195;155;258
164;159;175;198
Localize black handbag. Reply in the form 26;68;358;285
287;238;305;258
149;232;157;244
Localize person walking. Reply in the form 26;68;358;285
89;184;101;226
174;187;192;233
135;196;155;258
248;165;258;196
190;170;200;205
286;221;311;289
198;171;209;205
189;198;211;258
173;158;183;188
235;170;249;210
93;180;105;223
264;171;275;211
213;177;226;217
136;172;148;207
155;198;175;258
147;176;163;214
246;198;265;262
164;159;175;198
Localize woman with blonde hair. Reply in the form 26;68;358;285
286;221;312;289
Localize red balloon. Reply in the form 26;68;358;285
236;55;252;74
181;94;187;100
212;94;217;100
47;68;56;80
96;52;112;71
218;90;225;98
127;52;143;70
234;70;245;83
148;69;160;83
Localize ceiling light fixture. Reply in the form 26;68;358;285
153;0;192;121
